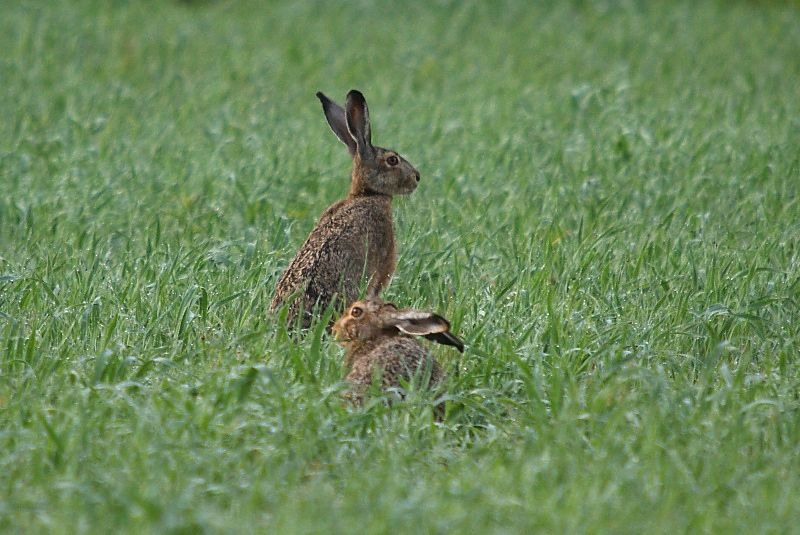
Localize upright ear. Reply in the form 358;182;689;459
390;311;465;352
345;89;374;159
365;285;380;301
316;91;356;156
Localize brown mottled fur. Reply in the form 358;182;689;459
346;337;444;397
270;90;420;327
333;298;464;416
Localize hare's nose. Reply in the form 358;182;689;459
414;172;420;182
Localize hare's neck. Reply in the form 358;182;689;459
348;186;393;200
349;168;394;199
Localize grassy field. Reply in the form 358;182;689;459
2;0;800;532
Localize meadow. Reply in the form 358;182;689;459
1;0;799;532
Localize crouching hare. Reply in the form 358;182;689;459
270;90;421;327
333;297;464;414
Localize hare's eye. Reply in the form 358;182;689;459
351;306;363;318
386;155;399;166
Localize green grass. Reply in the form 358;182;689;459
2;0;800;532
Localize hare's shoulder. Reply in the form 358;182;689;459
316;199;349;225
378;338;444;384
374;337;426;359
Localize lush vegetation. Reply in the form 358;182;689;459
2;0;799;532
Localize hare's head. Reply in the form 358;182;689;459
333;297;464;352
317;90;420;197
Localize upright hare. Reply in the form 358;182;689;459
270;90;420;327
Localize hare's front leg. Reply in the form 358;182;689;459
367;242;396;297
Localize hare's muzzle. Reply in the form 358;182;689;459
401;173;420;194
331;318;346;340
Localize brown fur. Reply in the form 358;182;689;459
270;90;420;327
333;298;464;415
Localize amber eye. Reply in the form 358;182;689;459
350;306;363;318
386;155;399;166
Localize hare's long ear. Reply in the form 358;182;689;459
317;91;356;156
345;89;374;159
390;311;465;352
365;285;380;300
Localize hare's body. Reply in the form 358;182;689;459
270;90;419;327
345;336;444;393
333;298;463;409
271;195;395;324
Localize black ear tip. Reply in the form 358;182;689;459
443;327;465;352
316;91;328;103
423;330;465;352
346;89;366;103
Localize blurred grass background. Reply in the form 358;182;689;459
1;0;799;532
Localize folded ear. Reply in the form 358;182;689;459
390;311;463;351
365;285;380;301
317;91;356;156
345;89;374;159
